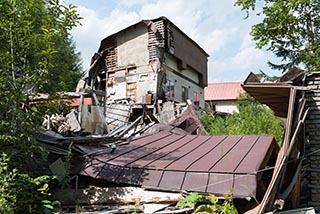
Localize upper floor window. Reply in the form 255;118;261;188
182;86;188;102
194;91;200;107
165;79;174;99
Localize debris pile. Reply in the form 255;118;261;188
41;89;206;138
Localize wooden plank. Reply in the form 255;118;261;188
257;88;296;214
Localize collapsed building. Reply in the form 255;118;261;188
33;17;283;214
85;16;208;109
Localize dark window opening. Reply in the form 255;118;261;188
165;79;174;99
182;86;188;102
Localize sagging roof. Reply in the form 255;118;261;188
39;130;278;199
204;82;245;101
242;69;306;118
242;83;292;118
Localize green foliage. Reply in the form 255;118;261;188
44;37;85;93
0;153;55;214
62;141;74;188
176;192;238;214
235;0;320;72
176;192;207;209
0;0;81;167
202;93;284;143
0;0;81;212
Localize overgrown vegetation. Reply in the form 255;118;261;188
0;153;59;213
0;0;81;212
201;93;284;143
176;192;238;214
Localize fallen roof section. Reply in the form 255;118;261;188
39;130;279;199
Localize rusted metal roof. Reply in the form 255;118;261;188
204;82;245;101
76;131;278;198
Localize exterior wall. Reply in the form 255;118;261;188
106;65;158;104
206;100;239;114
116;24;149;67
164;53;199;84
104;24;159;104
168;22;208;87
98;18;208;106
164;54;204;108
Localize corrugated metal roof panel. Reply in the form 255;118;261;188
75;131;277;198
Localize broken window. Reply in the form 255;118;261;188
193;91;199;107
168;25;174;54
182;86;188;102
165;79;174;99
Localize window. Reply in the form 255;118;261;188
182;86;188;102
165;79;174;99
194;91;200;107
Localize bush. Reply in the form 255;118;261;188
0;153;54;214
201;93;284;144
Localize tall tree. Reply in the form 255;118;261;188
235;0;320;72
0;0;80;212
45;37;84;93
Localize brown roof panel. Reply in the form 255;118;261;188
182;172;208;192
144;135;199;169
235;136;277;174
74;131;278;198
233;174;257;197
165;135;226;170
108;133;183;166
188;135;241;171
159;171;186;190
211;136;259;172
207;173;234;194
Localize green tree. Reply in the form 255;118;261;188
202;94;284;143
44;37;84;93
0;0;80;212
235;0;320;72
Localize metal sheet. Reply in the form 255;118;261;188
39;130;278;199
182;172;208;192
188;135;241;171
207;173;234;195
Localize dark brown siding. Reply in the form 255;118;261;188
169;22;208;87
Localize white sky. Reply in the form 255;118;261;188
64;0;283;83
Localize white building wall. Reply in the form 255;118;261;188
210;100;239;114
106;25;159;104
117;25;149;67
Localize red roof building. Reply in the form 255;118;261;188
204;82;245;114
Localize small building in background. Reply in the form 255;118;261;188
204;82;244;114
86;16;208;108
